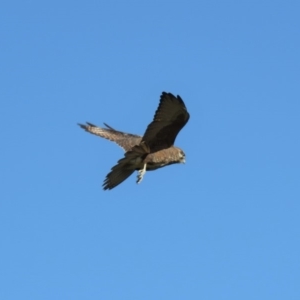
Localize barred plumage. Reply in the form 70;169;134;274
78;92;190;190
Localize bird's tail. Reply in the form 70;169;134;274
103;143;149;190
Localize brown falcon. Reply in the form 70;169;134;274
78;92;190;190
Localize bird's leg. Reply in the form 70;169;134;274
137;163;147;184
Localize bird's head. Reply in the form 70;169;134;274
178;149;186;164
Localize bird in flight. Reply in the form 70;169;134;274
78;92;190;190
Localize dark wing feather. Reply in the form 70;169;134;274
78;122;142;151
141;92;190;153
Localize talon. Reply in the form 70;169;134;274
137;163;147;184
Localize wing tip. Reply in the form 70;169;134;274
77;123;87;130
160;91;185;106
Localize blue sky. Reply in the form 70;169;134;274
1;0;300;299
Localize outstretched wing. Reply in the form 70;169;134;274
141;92;190;153
78;122;142;152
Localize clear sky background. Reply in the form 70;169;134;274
1;1;299;299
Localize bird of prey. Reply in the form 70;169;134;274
78;92;190;190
